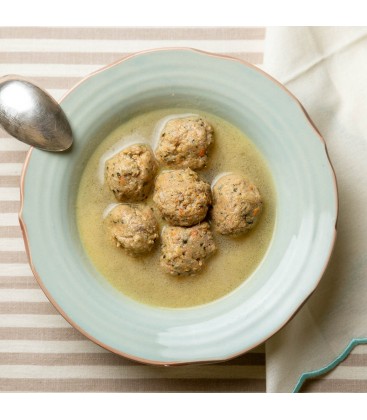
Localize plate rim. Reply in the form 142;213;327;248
18;47;339;365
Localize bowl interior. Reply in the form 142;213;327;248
21;49;337;363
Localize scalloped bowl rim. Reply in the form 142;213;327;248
19;48;338;365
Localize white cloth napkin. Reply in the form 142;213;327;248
263;27;367;392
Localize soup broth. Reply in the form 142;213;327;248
76;109;276;308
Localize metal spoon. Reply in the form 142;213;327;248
0;75;73;152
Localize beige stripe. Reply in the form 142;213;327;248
0;252;28;263
302;379;367;393
0;51;263;65
0;377;266;392
0;27;266;40
0;39;265;54
320;366;367;380
0;352;131;366
0;202;20;212
0;340;263;356
0;277;38;289
0;327;87;340
0;302;57;315
0;351;264;367
0;227;22;237
0;364;265;379
338;353;367;366
0;152;28;164
0;178;20;188
0;238;25;252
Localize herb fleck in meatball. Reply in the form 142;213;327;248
105;144;157;202
155;116;214;170
160;223;216;276
153;168;212;227
107;204;159;256
211;173;262;236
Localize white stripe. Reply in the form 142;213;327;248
0;340;108;354
0;188;19;201
0;163;23;176
324;366;367;380
0;364;265;379
0;63;100;78
0;138;30;152
0;263;32;277
0;39;264;54
0;213;19;226
0;289;47;303
47;89;68;101
0;314;69;328
0;238;25;252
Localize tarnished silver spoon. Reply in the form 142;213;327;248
0;75;73;152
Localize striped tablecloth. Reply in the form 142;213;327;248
0;27;364;393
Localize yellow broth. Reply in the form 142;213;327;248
76;109;276;308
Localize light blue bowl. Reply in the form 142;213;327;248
20;49;338;364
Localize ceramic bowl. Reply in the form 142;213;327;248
20;49;338;364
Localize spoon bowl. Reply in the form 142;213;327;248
0;75;73;152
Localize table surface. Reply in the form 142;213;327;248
0;26;365;393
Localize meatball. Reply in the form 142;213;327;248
105;144;157;202
107;204;159;256
153;168;212;227
155;116;214;170
211;173;263;236
160;223;216;276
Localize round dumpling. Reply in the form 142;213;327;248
153;168;212;227
211;173;262;235
155;116;214;170
105;144;157;202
